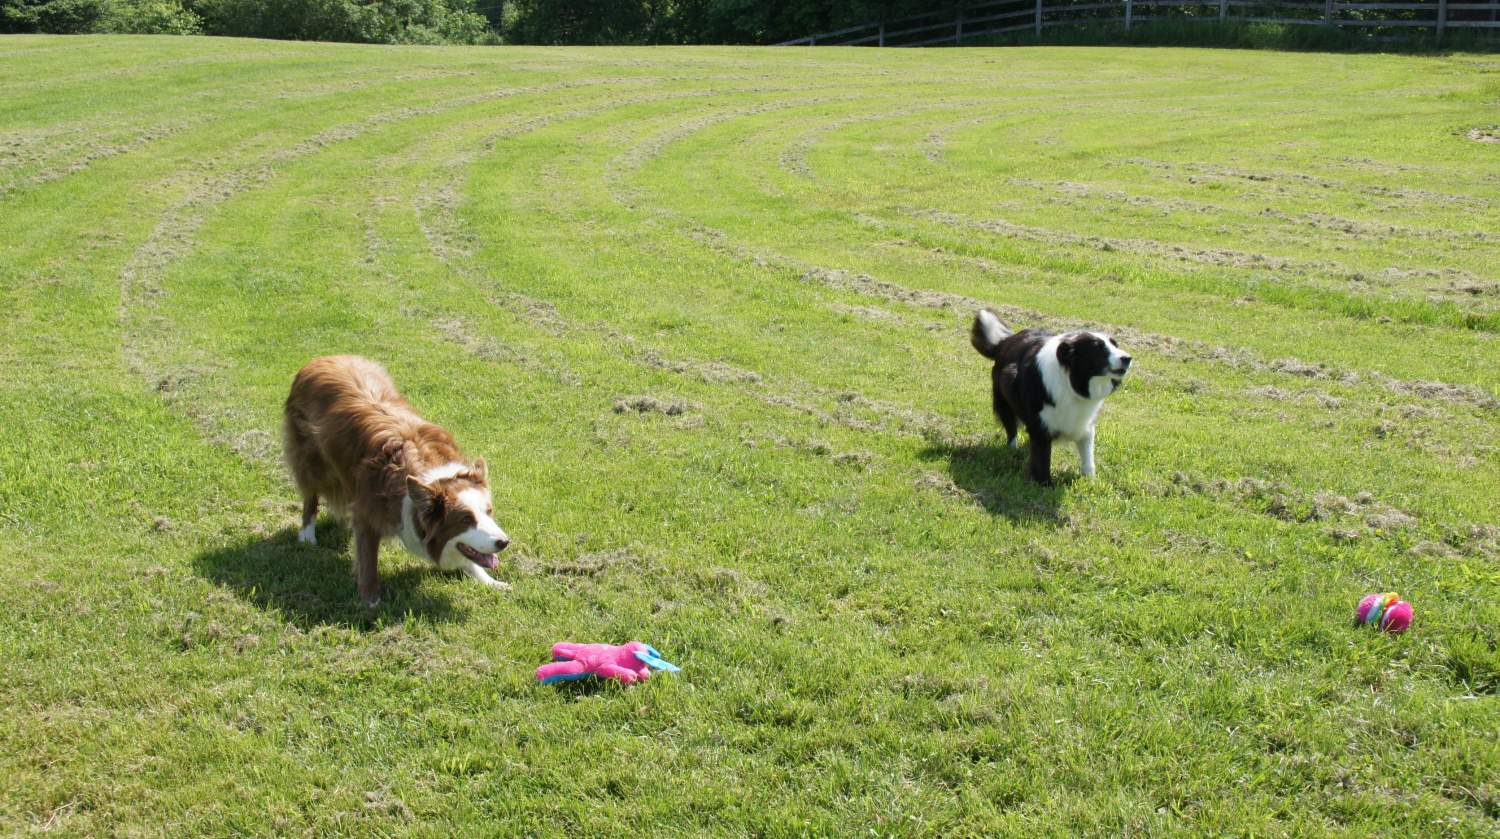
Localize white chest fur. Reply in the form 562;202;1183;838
1036;337;1108;442
398;496;426;558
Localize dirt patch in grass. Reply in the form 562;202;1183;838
324;624;495;679
643;350;762;384
1246;385;1296;401
608;98;828;206
756;385;955;439
915;470;968;498
759;393;831;425
518;547;660;581
923;112;1017;163
613;394;698;417
1467;127;1500;144
412;182;571;336
828;302;912;325
427;313;582;386
0;119;199;199
1006;176;1235;220
1161;472;1425;543
1121;157;1498;212
759;392;879;433
779;103;958;178
746;432;874;469
362;788;413;822
1374;377;1499;409
1447;524;1500;560
803;266;988;315
829;390;948;436
1436;280;1500;299
920;207;1337;276
148;364;282;466
832;451;874;470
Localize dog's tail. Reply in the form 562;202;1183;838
970;308;1012;359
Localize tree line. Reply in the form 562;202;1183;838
0;0;958;44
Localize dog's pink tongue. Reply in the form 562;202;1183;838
476;553;498;569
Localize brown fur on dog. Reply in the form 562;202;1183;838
283;355;507;604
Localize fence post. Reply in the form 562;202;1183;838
879;22;885;46
1436;0;1447;40
1219;0;1227;21
1323;0;1332;24
956;5;965;45
1035;0;1043;35
1125;0;1133;29
810;34;817;46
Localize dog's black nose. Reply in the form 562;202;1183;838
495;538;510;552
1120;355;1132;369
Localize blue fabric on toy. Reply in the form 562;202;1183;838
634;645;681;672
540;670;593;684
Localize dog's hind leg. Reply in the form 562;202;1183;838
994;398;1019;449
993;366;1020;449
283;408;324;544
298;495;319;544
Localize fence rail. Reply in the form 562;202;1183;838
774;0;1500;45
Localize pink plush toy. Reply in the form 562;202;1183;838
535;641;680;685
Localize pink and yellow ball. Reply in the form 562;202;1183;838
1355;592;1412;634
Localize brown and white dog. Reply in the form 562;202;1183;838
283;355;510;605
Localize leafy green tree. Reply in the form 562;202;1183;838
190;0;493;43
499;0;962;45
1;0;105;33
502;0;653;44
98;0;201;33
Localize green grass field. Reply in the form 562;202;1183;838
2;34;1498;835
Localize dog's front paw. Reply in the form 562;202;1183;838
297;524;317;545
464;565;511;590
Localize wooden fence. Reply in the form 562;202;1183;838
775;0;1500;45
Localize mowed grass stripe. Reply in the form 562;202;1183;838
596;96;1499;447
636;88;1500;348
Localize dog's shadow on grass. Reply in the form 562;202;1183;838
918;436;1072;524
192;524;466;629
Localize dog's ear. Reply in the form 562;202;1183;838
469;458;487;483
407;477;441;517
1056;337;1075;368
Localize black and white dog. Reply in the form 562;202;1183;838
970;308;1131;485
